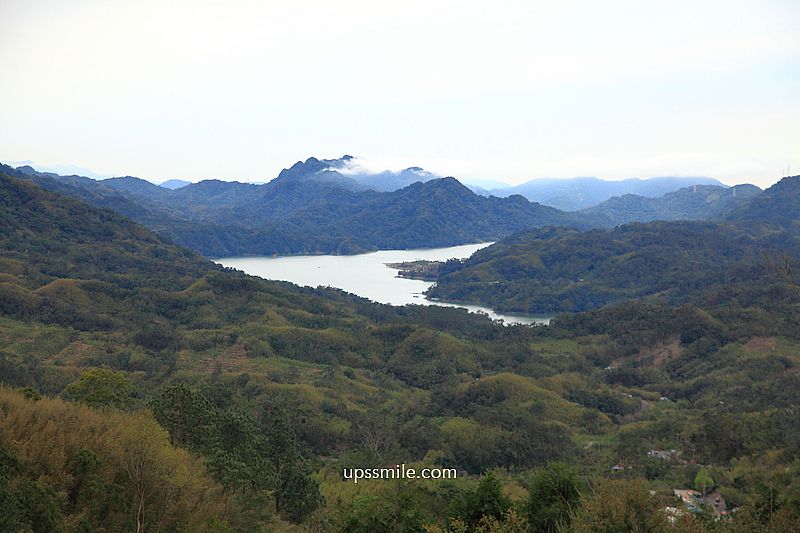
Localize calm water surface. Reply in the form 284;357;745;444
216;243;549;325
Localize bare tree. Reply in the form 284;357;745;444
357;421;394;461
767;252;800;299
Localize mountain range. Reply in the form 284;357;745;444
579;183;762;226
5;157;765;257
487;176;726;210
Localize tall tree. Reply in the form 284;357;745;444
66;368;135;409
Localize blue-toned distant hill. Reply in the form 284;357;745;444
581;183;762;227
160;178;191;189
491;176;725;210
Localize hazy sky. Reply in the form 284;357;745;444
1;0;798;187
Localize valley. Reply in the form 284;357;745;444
1;166;799;531
3;2;798;530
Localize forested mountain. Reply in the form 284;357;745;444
490;176;724;210
427;177;800;314
427;221;795;313
2;169;800;531
581;183;761;227
722;175;800;236
7;163;582;256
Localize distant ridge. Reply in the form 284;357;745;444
160;178;191;189
722;175;800;236
582;183;761;227
491;176;725;210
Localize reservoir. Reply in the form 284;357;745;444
216;243;549;325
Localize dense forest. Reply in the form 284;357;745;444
2;170;800;531
427;177;800;315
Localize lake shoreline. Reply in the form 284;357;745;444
216;243;547;325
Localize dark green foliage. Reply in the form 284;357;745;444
150;383;219;450
17;479;65;533
429;177;800;315
275;462;324;523
525;463;581;532
338;488;426;533
429;221;799;314
150;384;321;523
0;445;65;533
449;472;512;526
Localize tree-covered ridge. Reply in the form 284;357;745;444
722;174;800;236
581;183;761;227
427;221;793;313
427;177;800;314
0;172;210;286
2;171;799;531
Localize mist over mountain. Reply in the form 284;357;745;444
271;155;442;192
2;160;110;179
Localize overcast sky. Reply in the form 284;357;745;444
1;0;798;187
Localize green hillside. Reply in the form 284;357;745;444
2;170;799;531
581;183;761;227
429;221;798;313
722;175;800;236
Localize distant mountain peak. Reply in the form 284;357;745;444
273;155;444;193
160;179;191;190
